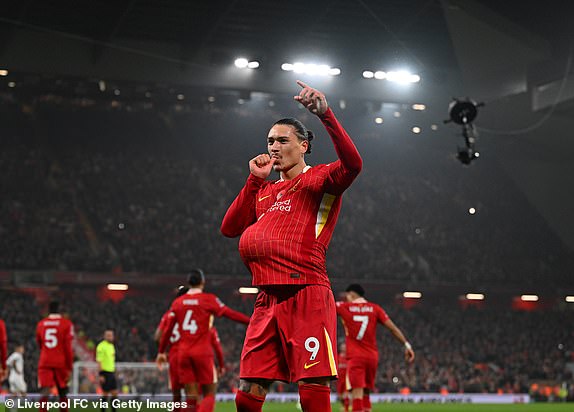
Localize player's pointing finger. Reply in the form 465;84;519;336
296;80;310;89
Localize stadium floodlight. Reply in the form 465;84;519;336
234;58;249;68
8;81;16;88
239;287;259;294
468;207;476;215
386;71;420;84
403;291;422;299
247;61;260;69
374;71;386;80
412;104;426;111
412;126;421;134
375;117;383;124
466;293;485;300
281;62;341;76
107;283;129;291
362;70;374;79
520;294;539;302
565;296;574;303
0;69;9;76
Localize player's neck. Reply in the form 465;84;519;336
280;160;307;181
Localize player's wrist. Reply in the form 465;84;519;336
404;342;412;350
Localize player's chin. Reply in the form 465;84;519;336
272;163;282;171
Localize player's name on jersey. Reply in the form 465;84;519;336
182;298;199;305
348;305;374;312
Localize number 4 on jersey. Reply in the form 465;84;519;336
182;310;198;334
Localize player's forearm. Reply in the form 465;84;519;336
319;108;363;173
221;174;263;237
221;307;250;324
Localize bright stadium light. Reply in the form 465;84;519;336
412;126;421;134
403;291;422;299
469;207;476;215
521;294;539;302
234;58;249;68
374;71;386;80
239;287;259;294
281;62;341;76
107;283;129;291
466;293;485;300
412;104;426;111
362;70;374;79
375;117;383;124
386;70;420;84
8;81;16;88
431;124;438;131
0;69;9;76
235;58;259;69
565;296;574;303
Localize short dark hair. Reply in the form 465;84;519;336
187;269;205;287
346;284;365;297
176;285;189;297
273;118;314;154
49;301;60;313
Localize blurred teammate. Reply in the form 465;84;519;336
36;301;74;412
336;343;349;412
96;329;118;412
155;285;189;405
0;318;6;380
6;344;27;397
157;269;250;412
221;81;362;412
336;284;415;412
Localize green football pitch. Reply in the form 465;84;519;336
2;402;573;412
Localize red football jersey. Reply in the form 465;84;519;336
159;290;227;356
158;310;182;350
221;108;362;286
336;299;390;359
36;314;74;369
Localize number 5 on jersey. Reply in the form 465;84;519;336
45;328;58;348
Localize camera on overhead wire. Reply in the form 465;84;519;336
444;98;484;165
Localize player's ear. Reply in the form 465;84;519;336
300;139;309;154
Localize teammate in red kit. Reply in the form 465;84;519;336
210;328;225;378
336;284;415;412
36;301;75;412
0;318;7;380
155;286;190;404
221;80;362;412
156;269;250;412
336;343;349;412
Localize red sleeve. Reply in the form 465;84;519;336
220;174;265;237
220;306;250;324
65;321;74;370
319;108;362;194
377;306;390;324
158;310;177;353
211;329;224;368
335;301;345;316
0;320;7;369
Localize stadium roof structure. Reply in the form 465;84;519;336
1;0;574;249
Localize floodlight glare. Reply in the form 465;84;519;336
362;70;374;79
234;58;249;68
247;61;260;69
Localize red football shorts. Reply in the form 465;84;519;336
168;346;184;390
38;367;70;388
240;284;338;383
346;357;378;390
178;352;216;385
336;367;348;394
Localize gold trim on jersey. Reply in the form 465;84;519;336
315;193;336;238
324;327;337;376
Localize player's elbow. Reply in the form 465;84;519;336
220;223;240;238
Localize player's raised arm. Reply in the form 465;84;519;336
294;80;362;192
382;318;415;363
221;154;274;237
219;306;250;324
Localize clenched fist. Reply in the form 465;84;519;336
249;154;275;179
